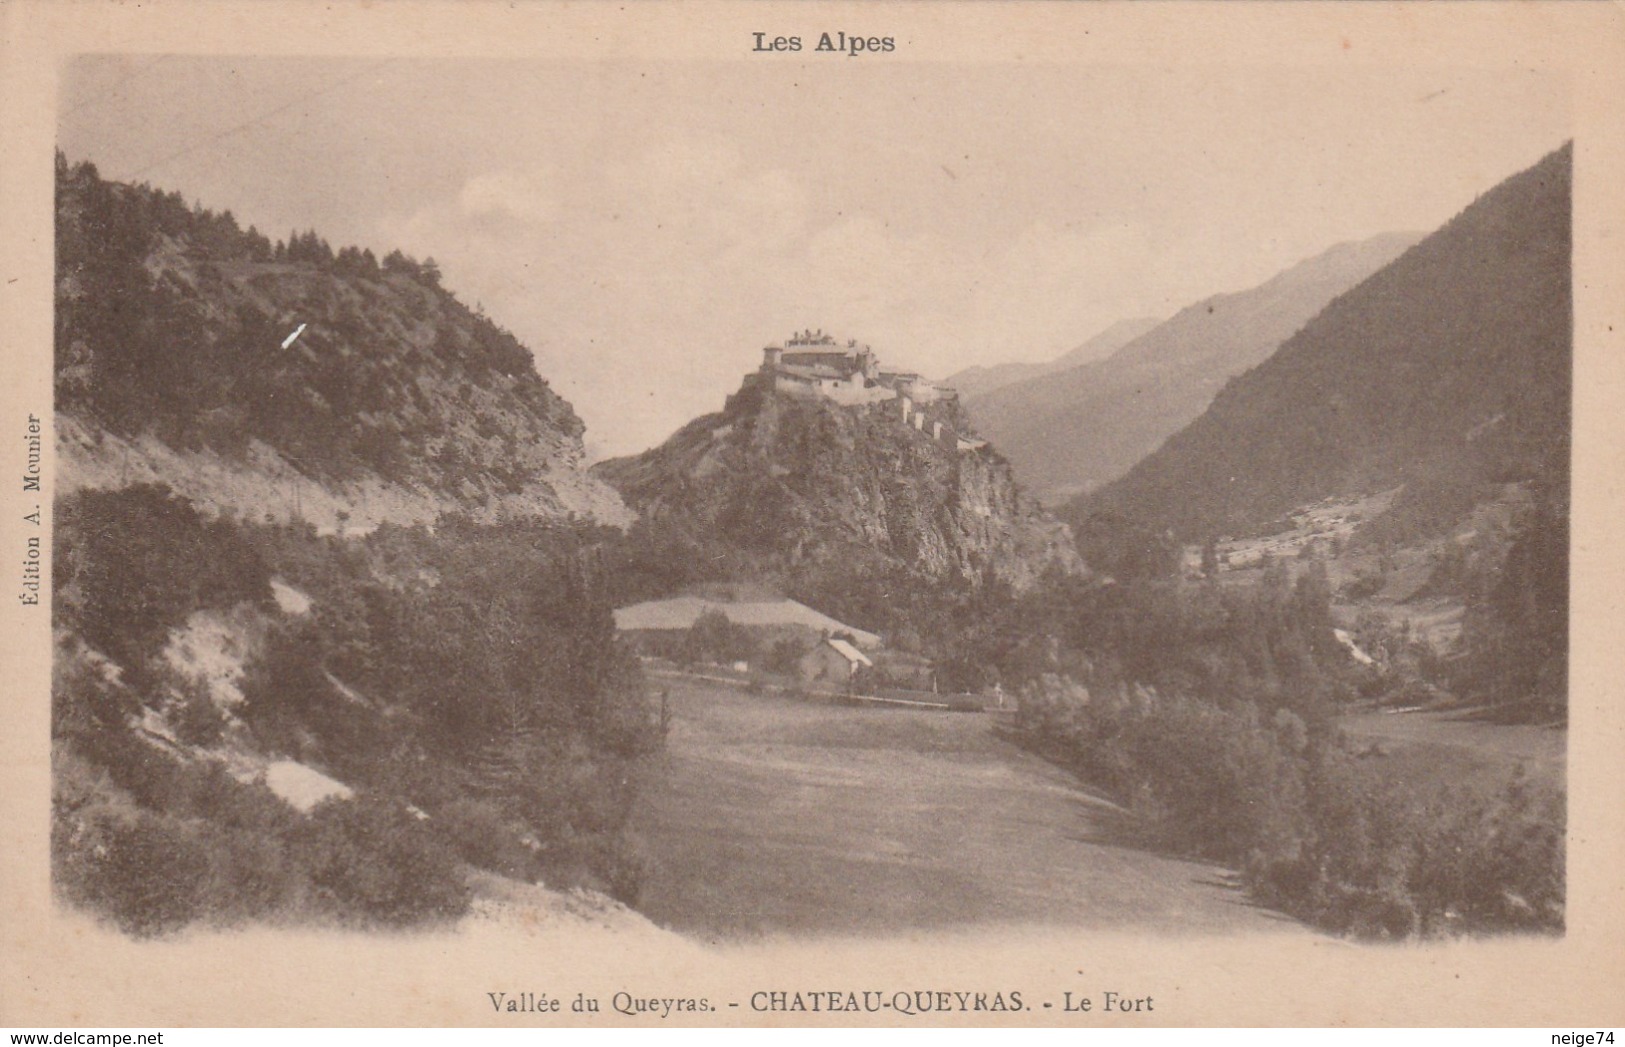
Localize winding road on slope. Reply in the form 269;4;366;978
628;676;1308;941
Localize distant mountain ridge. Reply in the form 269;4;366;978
1074;143;1571;543
962;231;1423;505
943;316;1161;401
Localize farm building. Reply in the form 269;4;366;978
799;637;873;686
613;593;881;658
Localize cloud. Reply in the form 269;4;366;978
375;158;1180;455
457;170;557;225
371;130;1359;456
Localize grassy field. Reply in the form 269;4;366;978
627;676;1311;941
1339;705;1566;795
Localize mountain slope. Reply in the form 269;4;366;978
943;316;1160;401
50;157;663;938
54;156;629;531
963;232;1422;505
593;366;1082;594
1075;143;1571;543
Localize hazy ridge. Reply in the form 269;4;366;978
964;232;1422;505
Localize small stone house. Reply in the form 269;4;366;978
799;637;874;687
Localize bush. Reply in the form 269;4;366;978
1016;671;1563;939
679;608;757;667
1407;770;1564;933
168;674;227;748
435;798;538;881
764;637;809;676
1341;573;1385;601
54;740;314;932
54;485;270;689
1094;692;1309;864
573;832;648;906
52;643;137;741
54;806;211;937
292;794;470;927
201;829;301;921
54;508;665;934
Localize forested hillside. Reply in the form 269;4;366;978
962;233;1419;505
55;155;629;532
1073;143;1571;721
52;157;657;937
1078;145;1570;543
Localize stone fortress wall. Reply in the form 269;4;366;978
751;330;986;453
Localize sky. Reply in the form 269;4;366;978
58;56;1569;458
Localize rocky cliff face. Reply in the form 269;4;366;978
594;375;1081;591
54;157;629;531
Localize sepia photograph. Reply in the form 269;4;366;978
3;0;1623;1030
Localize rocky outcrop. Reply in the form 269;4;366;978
594;369;1081;590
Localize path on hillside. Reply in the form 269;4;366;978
627;677;1308;941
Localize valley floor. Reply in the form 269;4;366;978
1338;704;1566;795
627;676;1309;941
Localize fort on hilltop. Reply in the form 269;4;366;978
743;330;986;452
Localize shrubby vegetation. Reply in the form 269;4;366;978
54;485;272;690
52;730;470;935
1017;671;1563;937
53;486;660;936
1451;494;1569;720
598;490;1565;939
674;609;759;668
991;561;1564;939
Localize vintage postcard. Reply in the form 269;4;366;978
2;0;1622;1029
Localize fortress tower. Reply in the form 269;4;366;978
753;331;961;420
